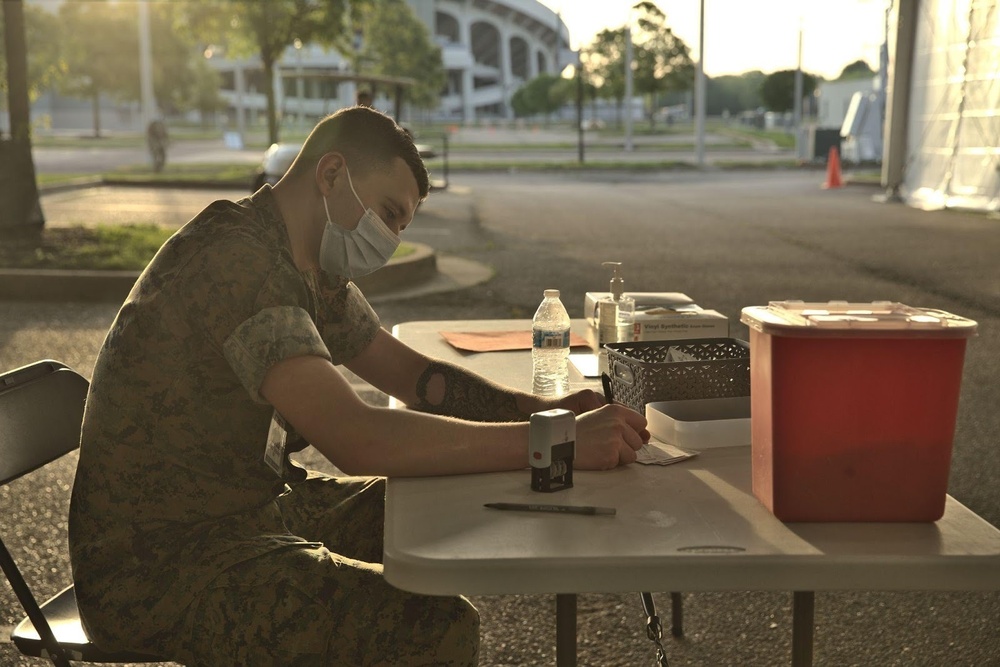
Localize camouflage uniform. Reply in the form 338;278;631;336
68;186;479;665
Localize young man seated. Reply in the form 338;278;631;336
69;106;648;666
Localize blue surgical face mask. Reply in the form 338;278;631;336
319;165;400;280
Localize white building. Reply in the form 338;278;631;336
18;0;574;133
205;0;574;127
429;0;573;120
813;77;883;164
816;78;877;131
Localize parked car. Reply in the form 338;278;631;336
250;141;438;192
250;143;302;192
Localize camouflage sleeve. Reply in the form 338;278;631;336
310;275;381;366
223;305;331;404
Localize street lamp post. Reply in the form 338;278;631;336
794;23;805;162
577;53;585;164
624;25;634;153
138;2;156;141
294;39;304;129
695;0;706;167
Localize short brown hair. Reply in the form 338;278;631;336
289;106;429;199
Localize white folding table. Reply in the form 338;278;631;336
384;319;1000;666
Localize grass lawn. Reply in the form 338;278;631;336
0;224;174;271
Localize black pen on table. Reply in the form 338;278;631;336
484;502;616;516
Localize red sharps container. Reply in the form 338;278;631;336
741;301;977;522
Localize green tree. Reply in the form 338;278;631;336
148;3;215;116
582;2;693;128
837;59;876;80
57;1;140;137
760;69;818;113
37;2;216;130
190;57;228;126
183;0;351;145
630;1;694;127
510;86;530;118
706;71;765;116
0;1;65;107
582;28;627;125
510;73;571;121
355;0;445;111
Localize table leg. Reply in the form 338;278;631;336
670;591;684;637
556;593;577;667
792;591;815;667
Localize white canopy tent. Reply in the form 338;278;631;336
884;0;1000;213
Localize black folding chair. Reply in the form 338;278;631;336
0;360;166;666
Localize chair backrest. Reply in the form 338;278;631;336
0;360;89;665
0;360;88;485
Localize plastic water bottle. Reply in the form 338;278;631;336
532;289;571;396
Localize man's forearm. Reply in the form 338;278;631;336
411;360;536;422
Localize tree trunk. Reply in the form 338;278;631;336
263;56;279;145
0;0;45;234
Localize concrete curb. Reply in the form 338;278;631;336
0;242;440;303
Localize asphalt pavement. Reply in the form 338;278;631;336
2;166;1000;666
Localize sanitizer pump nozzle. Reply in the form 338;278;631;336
602;262;625;302
601;261;635;342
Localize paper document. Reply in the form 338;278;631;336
440;330;590;353
569;353;600;378
635;439;697;466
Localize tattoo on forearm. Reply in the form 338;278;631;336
413;361;528;422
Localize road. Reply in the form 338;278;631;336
3;169;999;666
32;139;262;174
31;127;794;176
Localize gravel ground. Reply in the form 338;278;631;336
2;393;998;667
3;170;1000;666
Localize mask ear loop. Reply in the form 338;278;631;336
316;157;338;223
342;165;368;211
317;156;360;231
322;195;334;224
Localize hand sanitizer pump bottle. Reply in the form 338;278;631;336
601;262;635;343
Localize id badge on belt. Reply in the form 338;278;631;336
264;410;291;478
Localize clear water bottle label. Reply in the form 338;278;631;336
533;330;570;348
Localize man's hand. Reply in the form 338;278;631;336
545;388;606;415
574;403;649;470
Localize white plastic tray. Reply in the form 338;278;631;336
646;396;751;449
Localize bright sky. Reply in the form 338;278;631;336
538;0;890;80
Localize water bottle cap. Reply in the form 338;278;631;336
544;289;560;298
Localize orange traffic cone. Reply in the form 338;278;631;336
822;146;844;189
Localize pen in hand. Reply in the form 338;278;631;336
484;502;616;516
601;372;614;405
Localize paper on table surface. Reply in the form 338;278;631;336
635;438;697;466
569;353;600;378
440;330;591;353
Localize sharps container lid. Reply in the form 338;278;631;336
740;300;978;338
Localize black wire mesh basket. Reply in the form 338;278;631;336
605;338;751;413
